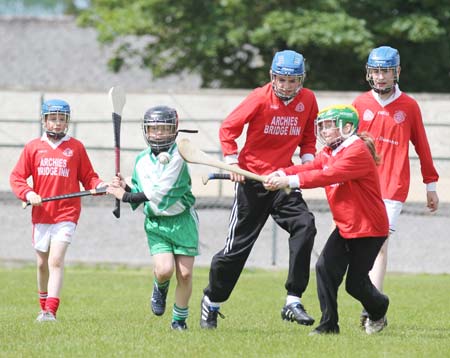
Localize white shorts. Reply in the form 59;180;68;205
383;199;403;234
32;222;76;252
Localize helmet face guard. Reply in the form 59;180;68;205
270;50;305;101
366;46;400;94
41;99;70;140
315;105;359;149
142;106;178;153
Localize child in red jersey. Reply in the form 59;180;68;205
352;46;439;326
10;99;106;322
200;50;317;330
264;105;389;335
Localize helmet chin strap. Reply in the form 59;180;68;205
372;85;395;95
327;138;343;150
151;147;168;156
46;131;66;140
272;84;302;101
324;130;354;149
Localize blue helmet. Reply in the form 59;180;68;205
367;46;400;68
41;99;71;140
41;99;71;117
271;50;305;76
270;50;306;101
366;46;400;93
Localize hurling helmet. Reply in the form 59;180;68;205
142;106;178;153
315;105;359;148
366;46;400;94
270;50;305;101
41;99;71;140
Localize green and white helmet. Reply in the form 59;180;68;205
315;105;359;148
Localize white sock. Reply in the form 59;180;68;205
204;295;221;309
286;295;301;305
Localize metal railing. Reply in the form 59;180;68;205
2;117;449;266
2;117;450;159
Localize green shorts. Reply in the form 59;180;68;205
145;207;199;256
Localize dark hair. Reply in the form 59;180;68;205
358;132;381;165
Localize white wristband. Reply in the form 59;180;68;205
26;191;37;201
426;182;437;192
288;175;300;188
224;154;239;165
301;153;314;164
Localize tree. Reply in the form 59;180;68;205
78;0;450;92
343;0;450;92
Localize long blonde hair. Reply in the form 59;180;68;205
358;131;381;165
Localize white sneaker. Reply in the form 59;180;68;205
36;311;56;322
35;311;45;321
365;316;387;334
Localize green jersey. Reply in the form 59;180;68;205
130;144;198;251
130;144;195;216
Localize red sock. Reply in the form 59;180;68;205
39;291;48;311
45;297;60;316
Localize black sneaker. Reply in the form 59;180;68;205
200;295;225;329
360;309;369;329
281;302;315;326
151;283;168;316
171;320;188;331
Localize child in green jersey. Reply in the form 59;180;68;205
107;106;199;331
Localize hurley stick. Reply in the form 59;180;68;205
22;187;107;209
109;86;126;218
177;138;267;182
202;173;231;185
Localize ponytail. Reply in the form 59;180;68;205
358;132;381;165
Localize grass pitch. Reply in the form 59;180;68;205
1;266;449;358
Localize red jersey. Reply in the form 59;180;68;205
283;136;389;239
220;83;318;175
10;135;103;224
353;90;439;202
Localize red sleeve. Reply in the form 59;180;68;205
282;153;323;174
10;142;35;201
409;101;439;184
76;142;103;190
298;94;318;157
299;141;373;189
219;89;261;156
